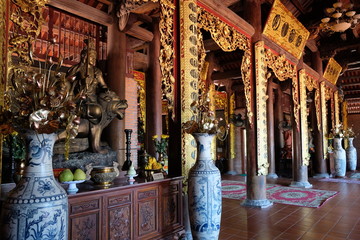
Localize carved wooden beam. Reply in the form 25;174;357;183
126;25;154;42
48;0;113;26
198;0;255;37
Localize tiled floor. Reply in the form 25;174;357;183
219;174;360;240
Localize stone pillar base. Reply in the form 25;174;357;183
267;173;278;179
241;199;273;208
290;181;312;188
313;173;330;178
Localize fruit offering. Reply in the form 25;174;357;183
145;157;162;170
58;168;87;182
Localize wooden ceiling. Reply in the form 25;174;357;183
77;0;360;114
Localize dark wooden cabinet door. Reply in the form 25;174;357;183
136;186;159;239
105;192;133;240
69;197;101;240
161;181;182;232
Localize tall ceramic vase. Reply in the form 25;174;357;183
346;137;357;171
1;131;68;240
333;137;346;177
188;133;222;240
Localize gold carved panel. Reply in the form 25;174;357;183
180;0;198;191
263;0;309;59
159;0;176;119
197;5;253;127
299;70;309;166
229;93;235;161
320;82;328;155
255;41;269;176
304;72;321;131
0;0;8;186
334;91;339;127
264;48;299;130
323;58;342;85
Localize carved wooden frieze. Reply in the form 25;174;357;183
71;199;100;214
109;205;132;240
108;193;132;206
138;188;157;200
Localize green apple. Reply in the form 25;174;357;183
59;169;74;182
73;168;86;181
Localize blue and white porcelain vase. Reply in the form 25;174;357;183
1;131;68;240
333;137;346;177
346;137;357;171
188;133;222;240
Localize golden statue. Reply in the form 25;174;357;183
60;39;128;153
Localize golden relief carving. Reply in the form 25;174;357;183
299;70;309;166
320;82;328;155
315;88;321;131
304;72;321;131
229;93;235;160
264;48;299;130
334;91;340;127
0;0;7;185
197;6;253;127
180;0;198;191
159;0;176;119
255;41;269;176
8;0;48;65
325;86;332;101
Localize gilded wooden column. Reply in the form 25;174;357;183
290;69;312;188
311;51;329;177
242;0;271;208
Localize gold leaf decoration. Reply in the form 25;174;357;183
197;6;253;127
264;48;299;130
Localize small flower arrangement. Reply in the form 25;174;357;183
344;127;356;138
329;123;344;138
182;92;228;140
152;134;169;157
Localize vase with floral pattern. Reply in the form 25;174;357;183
346;137;357;171
188;133;222;239
333;137;346;177
1;131;68;240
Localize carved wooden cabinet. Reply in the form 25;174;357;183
68;177;183;240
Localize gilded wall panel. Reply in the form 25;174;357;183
320;82;328;155
180;0;198;191
334;91;339;127
299;70;309;166
255;41;269;176
229;93;235;161
0;0;8;185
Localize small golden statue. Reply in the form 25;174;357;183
59;39;128;153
